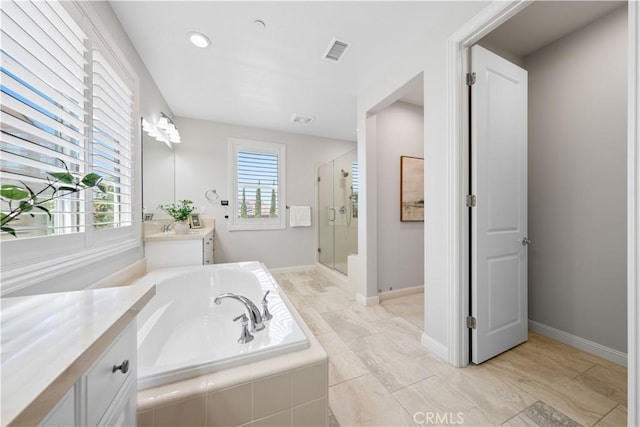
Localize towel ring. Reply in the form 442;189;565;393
205;189;219;202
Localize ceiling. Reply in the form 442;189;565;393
110;1;483;142
480;1;625;58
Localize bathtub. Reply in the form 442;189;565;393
133;261;309;390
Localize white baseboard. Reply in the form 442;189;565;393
422;333;449;362
379;284;424;302
528;320;627;367
269;264;316;274
356;293;379;306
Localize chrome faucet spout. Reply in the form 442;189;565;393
214;293;265;332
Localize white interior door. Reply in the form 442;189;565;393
471;45;528;364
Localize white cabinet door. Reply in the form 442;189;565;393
98;379;136;427
471;45;529;364
145;239;204;270
40;386;75;427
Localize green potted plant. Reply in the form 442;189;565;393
159;199;194;234
1;163;105;237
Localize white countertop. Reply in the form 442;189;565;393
0;283;156;426
143;225;214;242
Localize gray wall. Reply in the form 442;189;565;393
173;117;355;269
526;6;627;352
376;102;424;291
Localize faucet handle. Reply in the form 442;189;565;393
233;313;254;344
261;291;273;321
233;313;248;325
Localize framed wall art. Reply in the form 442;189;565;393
400;156;424;222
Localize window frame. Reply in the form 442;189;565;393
228;137;286;231
0;1;141;296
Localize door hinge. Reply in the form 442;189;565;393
466;316;477;329
317;248;322;253
466;72;476;86
317;176;321;182
466;194;476;207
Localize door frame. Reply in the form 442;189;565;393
445;1;639;423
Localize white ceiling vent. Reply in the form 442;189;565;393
323;38;350;62
291;113;314;124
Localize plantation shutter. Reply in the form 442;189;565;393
236;151;279;219
0;0;89;237
91;49;133;229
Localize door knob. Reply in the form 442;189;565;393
521;237;531;246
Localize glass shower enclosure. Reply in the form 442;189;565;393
318;149;358;275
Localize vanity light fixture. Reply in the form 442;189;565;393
188;31;211;48
142;114;182;147
157;112;182;144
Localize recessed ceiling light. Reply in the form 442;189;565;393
188;32;211;48
253;19;266;30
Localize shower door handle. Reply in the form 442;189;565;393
328;208;336;222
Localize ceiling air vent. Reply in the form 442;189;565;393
323;38;350;62
291;113;314;124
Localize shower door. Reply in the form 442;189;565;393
318;162;334;268
318;149;358;275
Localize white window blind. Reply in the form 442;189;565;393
237;151;279;219
91;49;133;230
1;0;89;238
229;138;286;231
0;0;135;240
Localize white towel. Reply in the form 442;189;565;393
289;206;311;227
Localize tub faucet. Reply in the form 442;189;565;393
214;293;265;332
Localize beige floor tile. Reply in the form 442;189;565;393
321;309;378;342
371;316;428;357
329;374;415;427
511;338;595;378
490;345;586;385
502;413;540;426
348;303;395;322
594;405;627;426
485;358;617;425
276;268;626;427
433;360;537;423
574;364;627;406
295;302;334;335
526;333;612;371
347;333;436;392
380;293;424;329
516;400;582;426
393;375;498;426
315;332;369;386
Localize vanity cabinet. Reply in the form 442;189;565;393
1;283;154;427
145;229;215;270
40;323;137;427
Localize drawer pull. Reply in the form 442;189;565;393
112;360;130;374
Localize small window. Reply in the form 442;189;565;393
229;138;286;231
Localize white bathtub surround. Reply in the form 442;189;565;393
88;259;147;290
0;283;156;426
134;262;328;426
134;262;309;389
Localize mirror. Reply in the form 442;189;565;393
142;118;175;219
